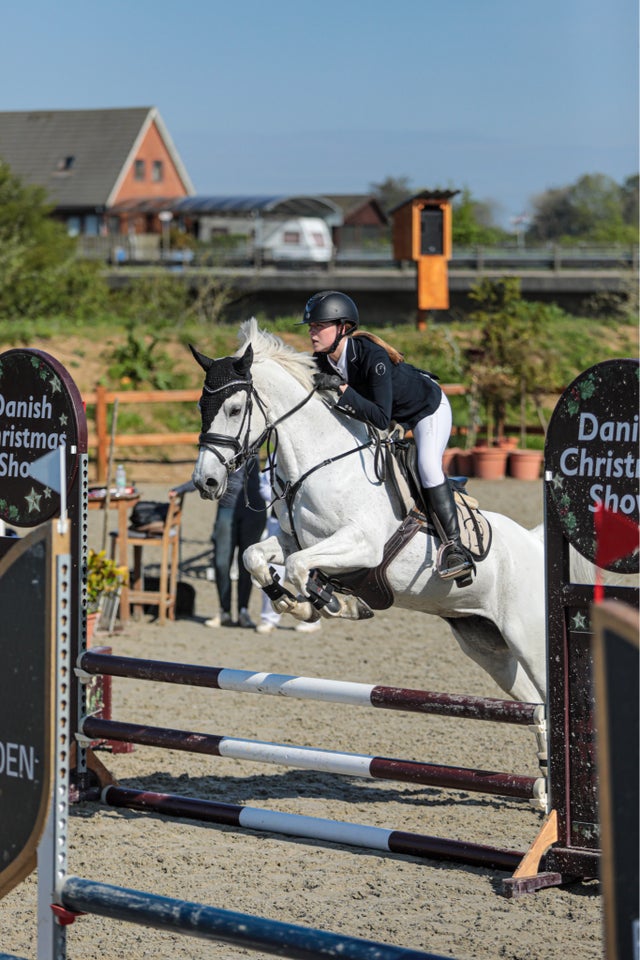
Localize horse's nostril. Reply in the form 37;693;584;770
205;478;217;488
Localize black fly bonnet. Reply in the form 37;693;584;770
190;343;255;470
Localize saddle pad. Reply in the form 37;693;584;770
454;490;492;561
385;436;491;560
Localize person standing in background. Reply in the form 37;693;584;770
205;456;266;628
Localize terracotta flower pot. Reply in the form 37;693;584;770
497;436;519;450
472;446;508;480
508;448;543;480
86;610;100;646
454;449;475;478
443;446;460;475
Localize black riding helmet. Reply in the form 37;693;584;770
299;290;359;331
298;290;359;354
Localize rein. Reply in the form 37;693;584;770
272;424;382;550
198;379;387;546
198;382;319;474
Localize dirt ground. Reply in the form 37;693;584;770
0;478;603;960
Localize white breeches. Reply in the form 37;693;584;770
412;391;453;489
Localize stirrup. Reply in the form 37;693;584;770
436;542;474;582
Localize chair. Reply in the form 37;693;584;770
110;493;184;625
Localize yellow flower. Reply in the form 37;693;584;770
86;549;128;612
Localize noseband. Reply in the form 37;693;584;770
197;379;319;475
197;379;260;472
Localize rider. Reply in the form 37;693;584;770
299;289;473;583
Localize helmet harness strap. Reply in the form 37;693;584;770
315;321;350;356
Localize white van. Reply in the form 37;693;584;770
259;217;333;264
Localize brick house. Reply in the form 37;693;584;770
322;194;389;250
0;106;194;240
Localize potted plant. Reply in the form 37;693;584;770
464;278;561;479
508;444;544;480
86;549;128;640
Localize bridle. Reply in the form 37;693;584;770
197;378;261;472
197;378;324;476
197;377;388;548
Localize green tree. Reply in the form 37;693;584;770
452;187;507;246
621;174;639;227
465;278;563;445
0;160;106;323
527;172;639;244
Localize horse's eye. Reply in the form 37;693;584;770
229;405;242;418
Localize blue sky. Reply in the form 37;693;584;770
1;0;637;227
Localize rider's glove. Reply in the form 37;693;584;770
313;372;345;392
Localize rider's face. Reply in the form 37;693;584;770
308;320;340;352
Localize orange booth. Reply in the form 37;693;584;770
391;190;459;329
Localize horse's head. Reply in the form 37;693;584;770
190;343;262;499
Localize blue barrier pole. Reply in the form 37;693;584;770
61;877;453;960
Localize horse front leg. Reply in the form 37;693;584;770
286;525;380;622
243;535;286;589
243;536;320;624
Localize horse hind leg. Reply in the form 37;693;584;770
305;571;374;621
447;615;548;779
445;615;543;704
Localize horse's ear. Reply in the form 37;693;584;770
189;344;214;372
234;343;253;376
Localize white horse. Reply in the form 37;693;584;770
191;319;546;704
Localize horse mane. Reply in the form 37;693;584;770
236;317;317;391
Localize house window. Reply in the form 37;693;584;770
152;160;164;182
66;216;81;237
56;156;75;172
134;159;145;181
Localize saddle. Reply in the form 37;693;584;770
330;434;492;610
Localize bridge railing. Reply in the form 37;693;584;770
77;235;638;272
335;245;638;271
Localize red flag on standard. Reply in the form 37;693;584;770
594;503;640;569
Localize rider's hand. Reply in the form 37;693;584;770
313;372;345;392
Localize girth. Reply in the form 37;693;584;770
331;509;426;610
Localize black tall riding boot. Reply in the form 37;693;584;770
423;482;474;582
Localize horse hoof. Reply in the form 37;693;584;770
355;599;375;619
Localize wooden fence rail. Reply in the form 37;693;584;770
85;385;202;482
84;383;487;483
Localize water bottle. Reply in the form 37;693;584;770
115;464;127;495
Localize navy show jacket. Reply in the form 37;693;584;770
314;335;442;431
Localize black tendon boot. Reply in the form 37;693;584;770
423;482;474;583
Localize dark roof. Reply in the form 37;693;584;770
0;107;194;206
389;189;460;214
322;194;388;225
146;194;344;224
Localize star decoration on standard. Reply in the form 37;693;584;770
570;611;588;631
25;487;42;513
